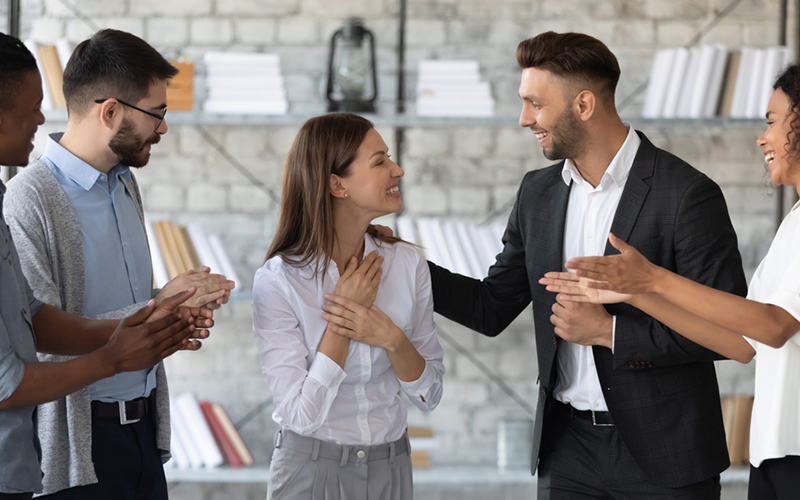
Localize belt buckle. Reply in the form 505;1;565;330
118;401;140;425
591;410;613;427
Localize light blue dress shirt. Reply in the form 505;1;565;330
39;133;156;403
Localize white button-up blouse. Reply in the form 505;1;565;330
252;235;445;446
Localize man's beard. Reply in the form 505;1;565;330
540;106;586;161
108;118;159;168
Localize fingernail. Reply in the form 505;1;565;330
148;299;155;306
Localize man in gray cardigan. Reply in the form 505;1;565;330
0;33;210;500
5;29;235;500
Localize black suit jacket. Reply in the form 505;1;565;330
428;132;748;488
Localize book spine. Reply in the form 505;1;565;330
200;400;242;468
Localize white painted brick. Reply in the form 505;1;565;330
190;18;234;46
495;128;538;160
217;0;301;16
22;0;44;16
135;157;203;187
102;18;146;40
406;20;446;47
300;0;383;17
276;17;319;45
30;18;64;44
452;127;494;159
130;0;212;16
492;185;520;212
403;185;448;215
405;128;451;158
454;1;538;21
487;20;529;46
446;21;490;45
224;128;270;158
498;349;538;379
235;19;277;45
148;131;180;157
453;351;500;380
45;0;125;17
178;126;213;157
230;185;273;212
655;20;703;46
698;21;744;45
65;20;97;43
450;187;490;215
743;21;781;46
144;184;185;211
268;126;302;157
579;20;618;46
446;380;490;404
187;184;228;212
645;0;710;19
146;18;190;47
483;159;525;184
613;20;657;46
711;0;778;22
283;74;318;103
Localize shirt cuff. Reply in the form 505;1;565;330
0;353;25;402
611;316;617;354
399;360;433;401
765;291;800;347
307;352;348;389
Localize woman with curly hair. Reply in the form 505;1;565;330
252;113;445;500
540;64;800;500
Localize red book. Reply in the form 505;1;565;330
199;400;242;468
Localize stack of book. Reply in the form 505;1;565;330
144;220;241;290
721;395;754;466
166;60;194;111
642;45;792;119
24;38;74;111
408;427;439;469
203;52;288;115
395;216;506;279
165;392;254;469
416;60;494;117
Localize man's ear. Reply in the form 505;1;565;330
574;90;596;122
97;99;123;131
330;174;347;199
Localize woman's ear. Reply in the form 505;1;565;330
330;174;348;199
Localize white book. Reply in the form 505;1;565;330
417;82;492;99
642;49;676;118
416;101;494;117
208;87;287;100
745;49;767;118
442;221;472;277
409;436;441;451
688;45;718;118
419;59;480;74
55;38;73;71
418;73;482;84
489;223;506;257
702;45;729;118
204;99;289;115
661;47;689;118
467;224;496;271
730;47;753;118
175;392;224;468
170;397;204;469
204;51;280;67
396;216;418;245
676;47;702;118
416;218;443;266
208;234;241;291
145;218;170;289
757;46;791;118
205;75;285;90
205;65;282;78
168;416;191;469
455;222;485;279
429;218;456;271
24;40;53;111
186;224;223;275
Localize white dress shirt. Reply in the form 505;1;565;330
553;124;641;412
745;200;800;467
252;235;445;446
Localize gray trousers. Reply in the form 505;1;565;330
267;429;413;500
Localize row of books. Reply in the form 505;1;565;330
416;60;495;117
395;216;506;279
721;394;754;466
165;392;254;469
144;219;241;290
24;38;74;111
203;52;289;115
643;45;792;119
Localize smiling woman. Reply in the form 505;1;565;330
252;113;445;500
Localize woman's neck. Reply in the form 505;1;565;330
331;205;372;273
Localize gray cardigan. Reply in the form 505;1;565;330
4;160;171;496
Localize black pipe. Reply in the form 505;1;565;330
394;0;406;194
8;0;20;37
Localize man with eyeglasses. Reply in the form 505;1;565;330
3;29;235;500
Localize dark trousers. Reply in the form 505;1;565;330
749;455;800;499
537;401;721;500
0;494;33;500
38;406;167;500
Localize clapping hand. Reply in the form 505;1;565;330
146;287;215;350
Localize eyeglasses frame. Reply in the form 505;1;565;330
93;98;167;131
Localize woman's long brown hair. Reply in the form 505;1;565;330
266;113;403;277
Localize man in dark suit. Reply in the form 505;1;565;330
428;32;747;498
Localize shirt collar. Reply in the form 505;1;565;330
42;132;131;191
560;123;641;189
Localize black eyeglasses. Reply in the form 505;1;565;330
94;98;167;131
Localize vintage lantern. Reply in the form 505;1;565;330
326;18;378;113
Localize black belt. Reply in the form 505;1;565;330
556;400;615;427
91;392;154;425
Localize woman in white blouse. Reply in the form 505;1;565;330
252;113;445;500
540;64;800;500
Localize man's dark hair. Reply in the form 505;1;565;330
516;31;620;105
0;33;39;110
63;29;178;117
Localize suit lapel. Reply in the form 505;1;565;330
548;165;571;271
605;132;656;255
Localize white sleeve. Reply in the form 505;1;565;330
252;268;347;436
764;250;800;347
398;249;445;411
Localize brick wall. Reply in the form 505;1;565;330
20;0;780;485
